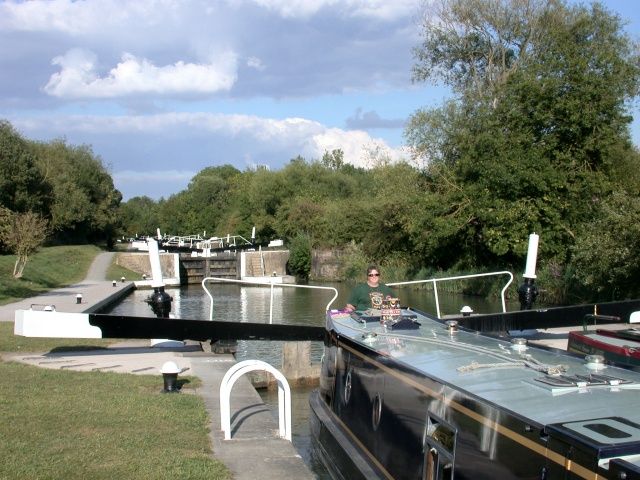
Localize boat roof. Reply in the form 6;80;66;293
328;308;640;430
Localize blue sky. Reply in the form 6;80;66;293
1;0;638;200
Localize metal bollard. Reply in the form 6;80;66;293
112;280;117;287
76;294;82;304
160;361;181;393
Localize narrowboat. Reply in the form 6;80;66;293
310;305;640;479
568;327;640;371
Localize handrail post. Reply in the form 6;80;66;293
201;277;339;322
387;270;514;317
433;279;441;318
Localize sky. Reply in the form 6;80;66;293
1;0;639;201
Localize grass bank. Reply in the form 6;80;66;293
0;245;101;305
0;360;229;479
0;247;230;479
0;323;229;479
0;245;142;306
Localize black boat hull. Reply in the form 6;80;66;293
310;330;640;480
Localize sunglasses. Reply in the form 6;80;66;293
368;273;380;277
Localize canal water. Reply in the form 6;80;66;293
102;281;511;478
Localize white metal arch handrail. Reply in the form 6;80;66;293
387;271;514;319
202;277;339;322
220;360;291;441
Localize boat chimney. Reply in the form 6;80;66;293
518;233;539;310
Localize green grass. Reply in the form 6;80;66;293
0;361;229;480
0;247;230;479
0;245;102;305
106;260;143;284
0;322;228;479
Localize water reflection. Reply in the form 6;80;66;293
105;281;511;324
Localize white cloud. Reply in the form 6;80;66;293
244;0;418;20
12;111;405;166
311;128;408;168
43;49;237;98
246;56;266;71
0;0;174;34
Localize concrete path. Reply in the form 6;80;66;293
0;252;133;322
2;250;315;479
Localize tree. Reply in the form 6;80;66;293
412;0;552;101
406;0;640;292
0;121;52;215
570;191;640;300
0;209;49;278
118;196;159;237
287;232;312;278
30;138;121;244
321;149;344;170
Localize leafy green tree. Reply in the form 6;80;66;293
31;139;121;244
0;121;51;216
118;196;159;237
406;0;640;295
0;209;50;277
321;149;344;170
287;232;312;278
570;192;640;300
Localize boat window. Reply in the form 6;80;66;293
583;423;632;439
422;413;456;480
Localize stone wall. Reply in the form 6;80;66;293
244;250;290;276
311;248;344;281
116;253;176;279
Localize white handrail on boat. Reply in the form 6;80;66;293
387;271;514;318
202;277;339;323
220;359;291;441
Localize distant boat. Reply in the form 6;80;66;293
568;327;640;370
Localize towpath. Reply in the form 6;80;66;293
1;251;315;479
0;252;132;322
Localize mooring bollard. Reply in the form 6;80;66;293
121;276;125;283
112;280;117;287
76;294;82;304
160;361;181;393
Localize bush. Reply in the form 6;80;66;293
287;233;312;278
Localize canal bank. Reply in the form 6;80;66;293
1;252;316;479
0;252;134;322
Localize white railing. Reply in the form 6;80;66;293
202;277;339;322
387;271;514;319
220;360;291;441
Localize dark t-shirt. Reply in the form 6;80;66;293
348;282;394;311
